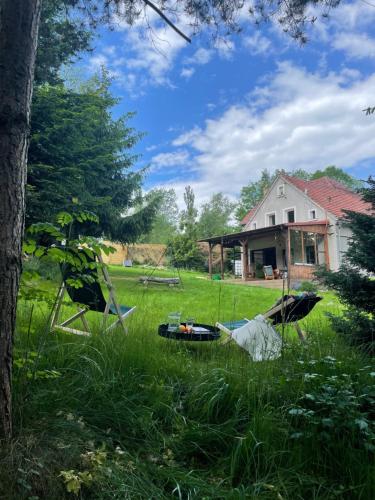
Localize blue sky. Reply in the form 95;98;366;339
76;1;375;207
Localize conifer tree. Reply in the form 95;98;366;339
318;178;375;354
27;74;158;242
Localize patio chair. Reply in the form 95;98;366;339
51;251;136;336
216;293;322;346
263;265;274;280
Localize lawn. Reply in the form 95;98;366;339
1;266;373;499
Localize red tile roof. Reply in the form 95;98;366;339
283;175;371;218
241;205;259;225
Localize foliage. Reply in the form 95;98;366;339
141;189;179;244
235;169;274;222
167;186;205;269
299;280;319;293
255;262;264;279
288;357;375;452
167;233;205;270
317;177;375;353
67;0;343;46
35;0;92;85
310;165;363;191
179;185;198;236
197;192;237;238
3;266;374;498
22;210;115;301
27;73;158;242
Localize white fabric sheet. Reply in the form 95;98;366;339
231;315;282;361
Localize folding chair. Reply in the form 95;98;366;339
217;293;322;344
51;252;136;336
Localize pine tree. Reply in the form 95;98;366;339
318;178;375;353
27;73;158;242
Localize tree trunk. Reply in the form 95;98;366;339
0;0;41;439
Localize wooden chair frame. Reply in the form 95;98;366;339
50;254;136;336
217;296;306;344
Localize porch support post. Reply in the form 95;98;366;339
287;227;291;289
208;243;213;279
220;238;225;280
323;232;330;269
240;239;249;281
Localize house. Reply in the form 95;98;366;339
199;173;371;281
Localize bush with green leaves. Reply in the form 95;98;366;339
22;210;115;302
166;234;205;270
299;280;319;293
288;357;375;452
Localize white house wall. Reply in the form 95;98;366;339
244;178;325;230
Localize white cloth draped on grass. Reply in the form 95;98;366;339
230;315;282;361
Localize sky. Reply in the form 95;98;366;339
76;0;375;208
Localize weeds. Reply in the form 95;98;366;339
0;266;374;499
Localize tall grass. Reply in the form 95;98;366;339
0;266;373;499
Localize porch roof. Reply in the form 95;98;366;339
198;224;286;248
199;219;329;248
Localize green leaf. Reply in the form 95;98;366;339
23;240;36;254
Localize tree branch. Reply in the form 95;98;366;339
142;0;191;43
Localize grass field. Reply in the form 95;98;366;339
1;266;374;499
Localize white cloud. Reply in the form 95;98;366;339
151;149;190;169
180;67;195;79
306;1;375;60
164;63;375;205
214;38;235;59
112;6;193;88
243;32;272;56
172;127;202;146
333;32;375;59
185;47;213;65
88;54;109;71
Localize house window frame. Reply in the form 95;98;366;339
283;206;296;224
277;184;285;197
265;211;276;227
308;209;317;220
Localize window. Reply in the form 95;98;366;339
309;209;317;220
304;232;316;264
290;230;303;263
285;208;295;223
277;184;285;197
252;221;257;230
266;213;276;226
290;230;326;265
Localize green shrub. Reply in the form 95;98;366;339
23;255;60;281
255;262;264;279
300;280;318;293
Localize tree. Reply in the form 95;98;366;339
235;169;275;222
35;0;92;85
179;185;198;237
0;0;345;439
310;166;363;191
26;74;157;242
167;186;204;269
317;178;375;354
198;192;236;238
142;189;179;244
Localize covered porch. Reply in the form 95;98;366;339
199;221;329;282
